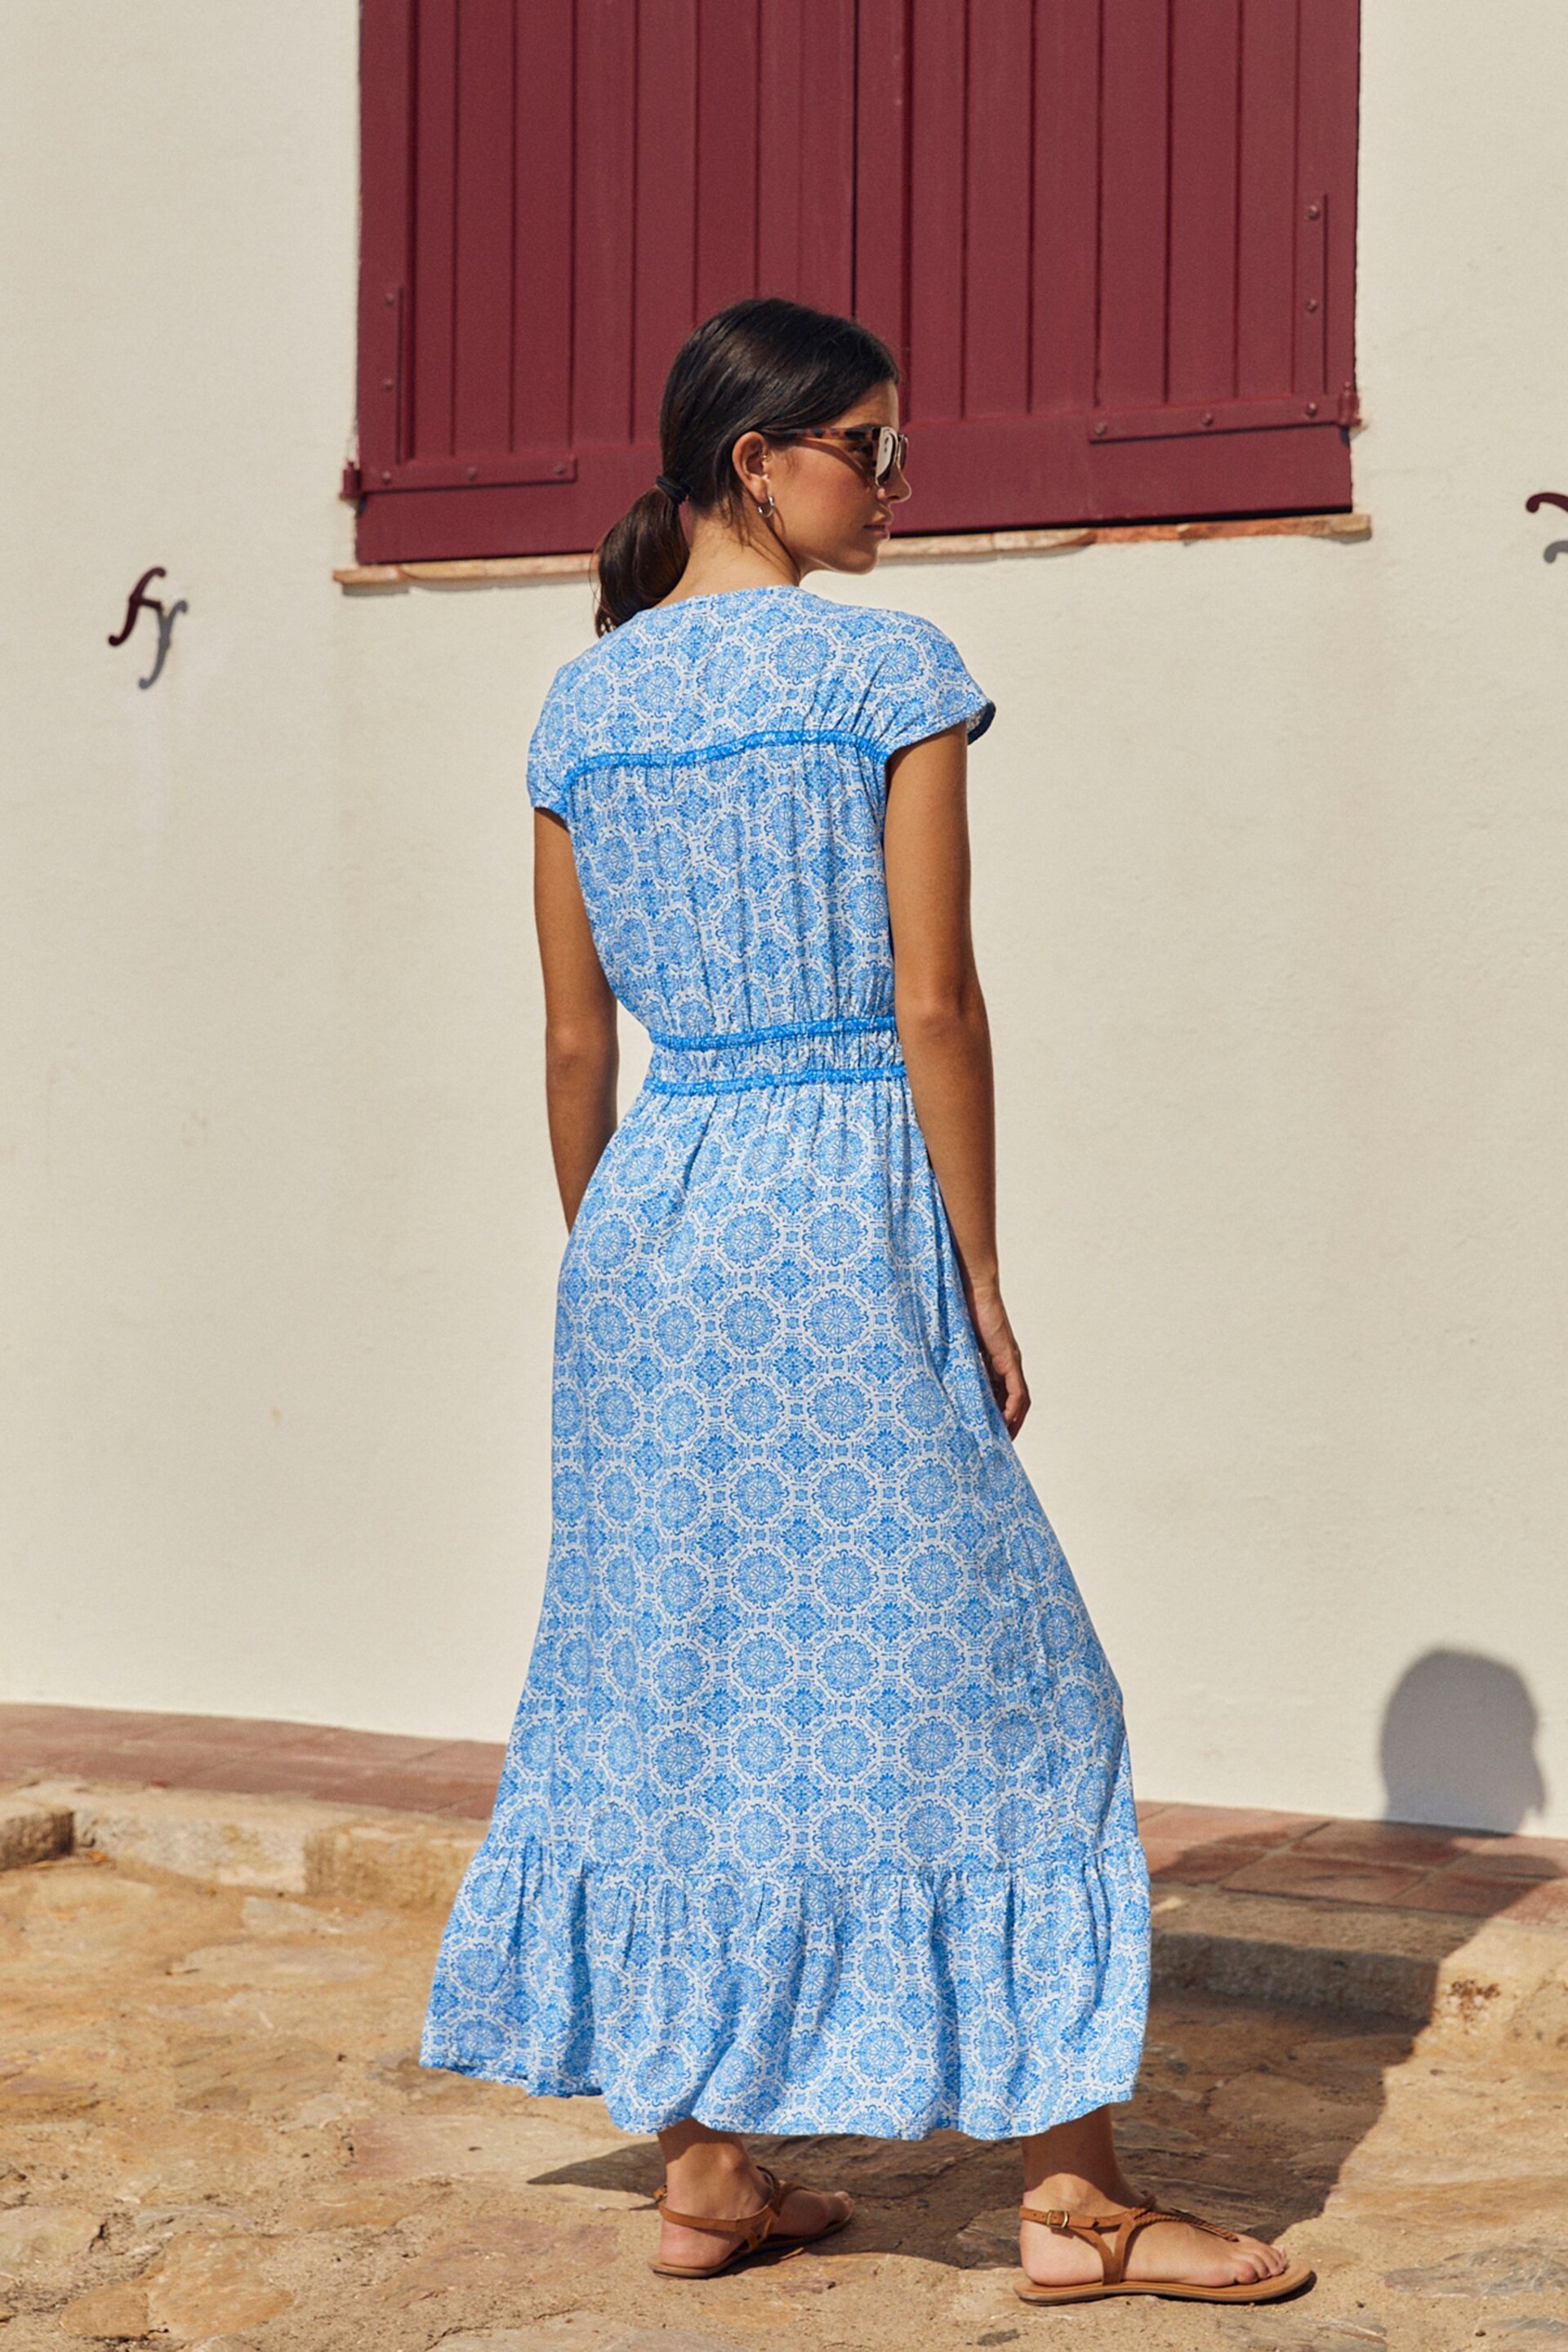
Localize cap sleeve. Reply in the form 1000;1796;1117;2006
872;612;996;760
526;669;576;818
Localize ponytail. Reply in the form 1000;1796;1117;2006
594;483;692;637
591;296;899;636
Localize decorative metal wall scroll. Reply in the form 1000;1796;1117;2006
108;567;188;688
1526;492;1568;565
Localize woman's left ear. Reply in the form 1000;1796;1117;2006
729;428;770;501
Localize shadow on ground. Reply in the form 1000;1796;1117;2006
528;1989;1417;2263
524;1671;1566;2323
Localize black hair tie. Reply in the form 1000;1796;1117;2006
655;473;689;507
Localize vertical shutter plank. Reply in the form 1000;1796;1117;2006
412;0;460;459
512;0;574;453
853;0;911;365
755;0;854;310
964;0;1034;417
1297;0;1361;410
452;0;517;457
1167;0;1241;406
359;0;414;483
573;0;638;444
1236;0;1298;397
758;0;806;296
635;0;700;440
906;0;967;421
1098;0;1173;410
696;0;760;314
798;0;857;312
1031;0;1100;416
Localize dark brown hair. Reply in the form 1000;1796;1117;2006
592;296;900;636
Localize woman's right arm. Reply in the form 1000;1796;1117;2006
883;724;1031;1436
533;808;619;1229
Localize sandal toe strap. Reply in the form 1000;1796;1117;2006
1136;2204;1241;2243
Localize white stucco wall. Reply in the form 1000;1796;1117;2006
4;3;1564;1833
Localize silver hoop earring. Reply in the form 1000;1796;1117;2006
755;489;776;521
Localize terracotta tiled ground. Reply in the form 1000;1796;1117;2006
1136;1797;1568;1924
3;1706;1565;1924
0;1704;505;1820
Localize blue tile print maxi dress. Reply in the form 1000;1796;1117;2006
422;584;1150;2139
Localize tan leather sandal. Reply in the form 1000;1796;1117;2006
650;2161;854;2279
1015;2201;1315;2305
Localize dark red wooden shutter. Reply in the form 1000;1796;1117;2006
868;0;1361;533
354;0;858;563
353;0;1359;561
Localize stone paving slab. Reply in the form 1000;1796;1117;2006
1;1845;1566;2351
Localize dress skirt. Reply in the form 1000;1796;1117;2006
421;1016;1151;2139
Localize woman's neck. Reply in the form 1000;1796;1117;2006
655;521;813;608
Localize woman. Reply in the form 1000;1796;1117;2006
422;296;1308;2311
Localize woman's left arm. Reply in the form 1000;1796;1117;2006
533;808;618;1228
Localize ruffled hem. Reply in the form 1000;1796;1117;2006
421;1828;1151;2140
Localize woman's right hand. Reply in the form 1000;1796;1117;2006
964;1277;1030;1437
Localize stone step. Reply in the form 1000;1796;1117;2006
7;1779;1567;2047
2;1780;483;1909
0;1792;73;1870
1152;1878;1568;2038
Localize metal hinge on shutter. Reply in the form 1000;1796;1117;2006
1090;186;1357;446
353;271;577;492
372;452;579;492
1089;387;1357;443
379;283;406;463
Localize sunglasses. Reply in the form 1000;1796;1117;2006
771;421;910;485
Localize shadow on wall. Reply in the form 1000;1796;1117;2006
1381;1649;1548;1833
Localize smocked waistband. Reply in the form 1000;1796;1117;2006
644;1012;906;1097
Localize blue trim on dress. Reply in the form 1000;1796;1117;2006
564;726;883;792
644;1061;906;1098
644;1011;898;1051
